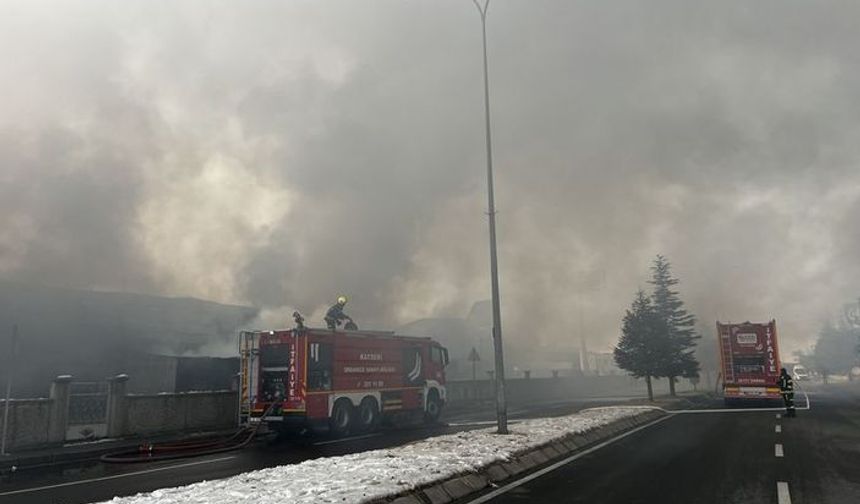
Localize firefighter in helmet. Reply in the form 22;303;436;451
325;295;354;330
778;367;796;417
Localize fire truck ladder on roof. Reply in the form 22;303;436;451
239;330;260;427
721;332;735;384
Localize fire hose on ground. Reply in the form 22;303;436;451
100;403;277;464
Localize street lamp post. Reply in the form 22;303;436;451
471;0;508;435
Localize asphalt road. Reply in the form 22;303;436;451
0;395;635;504
466;383;860;504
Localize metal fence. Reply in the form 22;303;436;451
67;381;108;426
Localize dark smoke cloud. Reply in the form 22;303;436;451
2;1;860;367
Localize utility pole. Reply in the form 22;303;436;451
578;295;588;375
1;325;18;456
471;0;507;434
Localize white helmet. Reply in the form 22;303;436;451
337;295;348;305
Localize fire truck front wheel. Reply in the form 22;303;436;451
356;397;381;432
330;399;355;437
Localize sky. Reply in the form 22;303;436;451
1;0;860;364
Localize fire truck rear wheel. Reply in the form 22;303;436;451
356;397;380;432
330;399;354;437
424;390;442;424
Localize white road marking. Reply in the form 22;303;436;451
673;407;784;414
0;456;237;496
777;481;792;504
312;433;382;445
775;443;784;457
775;425;781;433
463;414;674;504
670;390;811;415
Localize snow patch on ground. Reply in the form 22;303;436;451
99;406;658;504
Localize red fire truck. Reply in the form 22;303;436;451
716;320;782;404
239;328;449;436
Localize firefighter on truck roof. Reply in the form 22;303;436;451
325;295;354;330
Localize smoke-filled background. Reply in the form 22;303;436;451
2;0;860;369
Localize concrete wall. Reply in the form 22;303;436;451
446;375;697;406
1;375;72;451
3;375;238;453
124;391;237;436
0;398;53;450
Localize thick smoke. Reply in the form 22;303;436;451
2;0;860;367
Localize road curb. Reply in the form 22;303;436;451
369;409;666;504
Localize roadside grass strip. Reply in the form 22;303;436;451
96;406;661;504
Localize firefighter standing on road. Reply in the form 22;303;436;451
325;295;353;330
778;367;796;417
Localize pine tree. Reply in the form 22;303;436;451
649;255;700;396
614;290;670;401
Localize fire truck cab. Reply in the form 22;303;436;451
239;328;449;436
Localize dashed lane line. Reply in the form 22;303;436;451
777;481;792;504
775;443;784;457
0;456;237;496
775;425;781;433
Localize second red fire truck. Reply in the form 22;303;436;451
240;327;449;436
716;320;782;404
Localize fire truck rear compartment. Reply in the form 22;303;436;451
260;344;292;403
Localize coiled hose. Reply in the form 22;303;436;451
100;403;277;463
